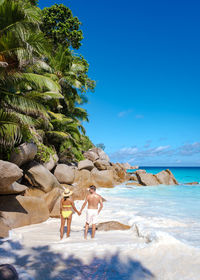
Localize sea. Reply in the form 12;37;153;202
100;166;200;248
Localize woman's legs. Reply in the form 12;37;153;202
66;215;72;237
60;215;66;239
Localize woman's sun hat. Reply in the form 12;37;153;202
62;188;73;197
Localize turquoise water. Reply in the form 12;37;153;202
101;167;200;248
127;166;200;183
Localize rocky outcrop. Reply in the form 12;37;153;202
94;159;110;170
135;169;146;174
0;264;19;280
84;148;109;162
184;182;199;185
122;162;131;169
10;142;37;167
43;153;59;171
54;164;75;184
44;188;62;212
0;220;11;238
126;182;142;186
136;170;160;186
91;168;114;188
74;169;92;188
0;182;27;195
83;150;99;162
0;161;23;194
135;169;178;186
96;221;131;231
112;163;127;183
155;169;178;185
0;195;49;229
97;148;110;162
129;174;137;181
25;162;61;192
78;159;94;171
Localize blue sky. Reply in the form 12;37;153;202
40;0;200;166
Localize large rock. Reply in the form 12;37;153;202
10;142;37;167
24;188;45;198
97;148;110;162
0;161;23;194
122;162;131;169
112;163;127;183
49;197;61;218
131;165;139;169
44;188;62;212
134;169;146;174
96;221;131;231
184;182;199;185
0;220;11;238
94;159;110;170
72;187;89;201
43;153;59;171
136;170;159;186
74;169;92;188
54;164;75;184
0;264;19;280
83;147;110;162
83;150;99;162
155;169;178;185
0;195;49;229
91;168;114;188
25;162;61;192
126;182;142;186
78;159;94;171
0;182;27;195
129;174;138;181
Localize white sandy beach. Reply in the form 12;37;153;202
1;195;200;280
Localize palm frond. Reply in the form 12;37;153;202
0;109;22;147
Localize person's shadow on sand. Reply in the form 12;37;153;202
0;240;155;280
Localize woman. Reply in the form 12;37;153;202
60;188;80;239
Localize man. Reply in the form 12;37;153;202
80;185;103;239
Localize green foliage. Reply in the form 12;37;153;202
0;0;95;163
59;139;84;163
80;135;94;151
41;4;83;50
35;142;55;163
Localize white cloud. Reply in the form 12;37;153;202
135;114;144;119
118;109;133;118
178;142;200;156
110;145;171;161
154;145;170;152
109;142;200;164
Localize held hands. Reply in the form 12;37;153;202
78;211;82;216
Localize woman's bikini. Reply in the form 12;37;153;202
62;202;73;219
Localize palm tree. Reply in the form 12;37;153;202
0;0;61;151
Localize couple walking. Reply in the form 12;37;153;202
60;185;103;240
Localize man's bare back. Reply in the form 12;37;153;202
87;193;102;209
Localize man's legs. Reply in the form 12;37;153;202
92;224;96;238
84;222;89;239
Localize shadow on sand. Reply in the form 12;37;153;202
0;239;155;280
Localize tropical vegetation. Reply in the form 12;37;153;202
0;0;95;163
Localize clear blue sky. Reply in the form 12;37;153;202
40;0;200;166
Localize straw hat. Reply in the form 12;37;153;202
62;188;73;197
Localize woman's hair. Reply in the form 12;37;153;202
64;196;69;201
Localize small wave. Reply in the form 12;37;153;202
131;222;188;246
